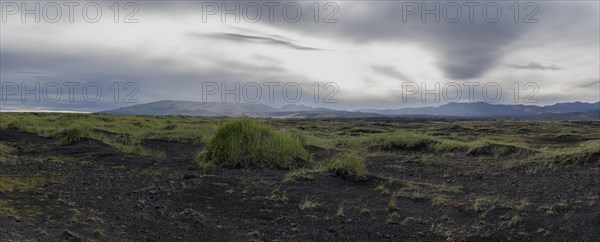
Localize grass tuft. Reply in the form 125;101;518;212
364;131;434;151
327;154;368;180
0;177;49;192
58;127;85;145
299;198;320;210
196;118;308;168
336;205;345;217
388;193;398;212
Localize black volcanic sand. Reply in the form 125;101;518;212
1;129;598;241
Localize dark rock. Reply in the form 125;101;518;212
60;230;82;242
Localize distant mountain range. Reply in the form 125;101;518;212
99;101;381;118
359;101;600;117
99;100;600;120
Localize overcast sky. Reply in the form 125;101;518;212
1;0;599;112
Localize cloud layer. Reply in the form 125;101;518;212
1;1;598;111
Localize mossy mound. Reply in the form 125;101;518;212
467;143;536;158
197;118;308;168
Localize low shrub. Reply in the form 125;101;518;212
358;131;436;151
58;127;85;144
327;154;368;180
299;198;320;210
197;118;308;168
542;140;600;166
434;139;470;152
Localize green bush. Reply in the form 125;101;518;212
434;139;471;152
58;127;85;144
327;154;368;180
197;118;308;168
360;131;435;151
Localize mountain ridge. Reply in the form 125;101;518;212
99;100;600;119
358;101;600;117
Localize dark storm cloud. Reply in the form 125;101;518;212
81;1;599;80
260;1;596;80
0;44;283;85
187;32;322;51
257;1;526;79
506;62;563;71
0;45;319;111
144;0;523;79
2;1;598;110
0;46;242;110
108;1;597;80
